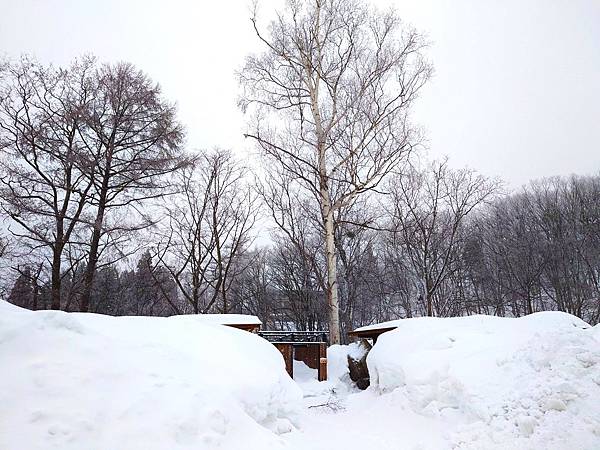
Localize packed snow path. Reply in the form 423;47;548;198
286;378;453;449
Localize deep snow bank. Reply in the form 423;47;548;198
0;302;301;450
367;312;600;449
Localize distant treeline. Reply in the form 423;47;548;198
1;57;598;341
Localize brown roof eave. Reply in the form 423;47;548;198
348;326;397;338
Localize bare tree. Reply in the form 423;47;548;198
228;248;278;326
151;149;257;314
335;209;384;339
388;159;498;317
269;236;328;331
0;57;95;310
78;62;185;311
469;175;600;322
239;0;431;343
258;170;327;293
0;236;9;261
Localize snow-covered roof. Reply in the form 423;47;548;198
194;314;262;326
352;319;403;333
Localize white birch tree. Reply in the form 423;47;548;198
239;0;431;343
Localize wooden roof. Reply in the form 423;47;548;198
349;319;403;339
188;314;262;330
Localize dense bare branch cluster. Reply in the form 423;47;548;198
150;149;257;314
239;0;432;343
0;57;98;310
0;3;598;340
387;159;499;316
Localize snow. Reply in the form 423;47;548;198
293;359;317;382
367;312;600;449
291;347;353;405
347;339;369;360
287;312;600;449
593;323;600;341
2;302;599;450
0;302;299;450
352;319;402;333
189;314;262;326
326;344;351;382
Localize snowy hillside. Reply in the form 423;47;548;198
0;302;300;450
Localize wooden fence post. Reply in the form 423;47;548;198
318;342;327;381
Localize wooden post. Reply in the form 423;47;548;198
274;343;294;378
319;357;327;381
318;342;327;381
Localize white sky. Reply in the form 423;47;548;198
1;0;599;188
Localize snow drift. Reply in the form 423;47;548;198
2;302;599;450
367;312;600;449
0;302;301;450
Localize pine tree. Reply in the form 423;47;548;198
8;268;34;309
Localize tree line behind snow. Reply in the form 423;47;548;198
1;57;597;337
0;54;598;341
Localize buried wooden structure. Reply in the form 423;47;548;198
258;331;328;381
197;314;262;333
348;320;402;343
202;315;328;381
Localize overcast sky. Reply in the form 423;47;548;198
1;0;599;188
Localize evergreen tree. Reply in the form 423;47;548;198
8;268;34;309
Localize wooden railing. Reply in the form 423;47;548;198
258;330;329;344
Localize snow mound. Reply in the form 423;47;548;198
293;360;318;383
327;341;368;384
326;344;351;382
0;302;301;450
367;312;600;449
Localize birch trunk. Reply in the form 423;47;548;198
322;195;341;344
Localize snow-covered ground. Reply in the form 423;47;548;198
288;312;600;450
0;302;300;450
1;302;599;450
366;312;600;449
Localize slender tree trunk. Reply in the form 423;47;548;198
310;47;342;343
426;291;433;317
81;166;112;312
50;246;62;310
80;205;106;312
426;277;433;317
81;145;114;312
32;270;40;311
323;201;341;344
